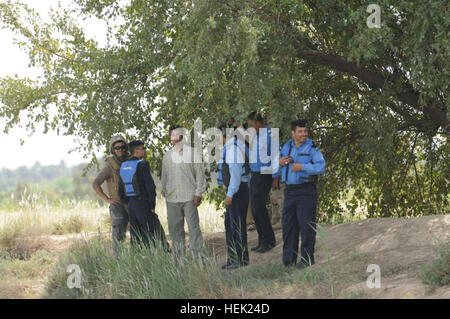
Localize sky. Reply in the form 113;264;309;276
0;0;108;169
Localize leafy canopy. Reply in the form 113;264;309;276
0;0;448;219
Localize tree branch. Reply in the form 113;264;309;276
295;48;448;132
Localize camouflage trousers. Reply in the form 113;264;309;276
109;204;129;255
246;183;285;226
269;183;285;225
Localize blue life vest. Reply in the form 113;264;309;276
120;159;142;197
218;138;250;187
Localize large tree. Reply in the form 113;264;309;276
0;0;448;220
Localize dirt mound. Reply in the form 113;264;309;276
205;214;450;298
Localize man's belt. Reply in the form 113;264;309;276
251;171;272;176
285;182;315;190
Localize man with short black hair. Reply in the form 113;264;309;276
247;111;279;253
118;140;168;249
217;123;251;269
278;119;326;269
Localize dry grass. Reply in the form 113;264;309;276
51;215;85;235
0;203;109;237
0;195;226;299
0;198;109;299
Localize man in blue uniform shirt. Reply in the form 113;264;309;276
247;112;279;253
218;125;251;270
118;140;169;250
278;119;326;269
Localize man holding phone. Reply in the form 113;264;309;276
278;119;326;269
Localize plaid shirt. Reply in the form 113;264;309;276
161;143;207;203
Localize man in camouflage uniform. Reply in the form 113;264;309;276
269;180;285;226
93;134;129;255
248;180;284;227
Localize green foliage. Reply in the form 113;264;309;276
0;161;70;193
418;236;450;287
0;0;448;220
0;161;104;209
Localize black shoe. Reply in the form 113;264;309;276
255;244;275;253
250;244;261;251
296;261;314;270
221;263;239;270
284;261;296;267
221;263;229;270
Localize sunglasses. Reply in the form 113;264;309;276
114;145;127;151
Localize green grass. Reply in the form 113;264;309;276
43;236;320;299
44;235;231;299
42;221;346;299
418;236;450;287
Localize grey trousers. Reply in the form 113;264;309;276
109;204;128;254
166;200;204;257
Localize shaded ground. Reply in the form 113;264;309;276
1;215;449;298
204;214;450;298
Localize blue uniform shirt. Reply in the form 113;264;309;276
278;139;326;185
249;125;278;177
218;138;250;198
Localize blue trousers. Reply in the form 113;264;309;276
225;183;249;265
282;184;317;266
250;172;276;247
128;197;167;249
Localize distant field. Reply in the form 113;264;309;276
0;196;225;244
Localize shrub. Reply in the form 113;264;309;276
51;216;84;235
419;236;450;287
0;222;47;260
